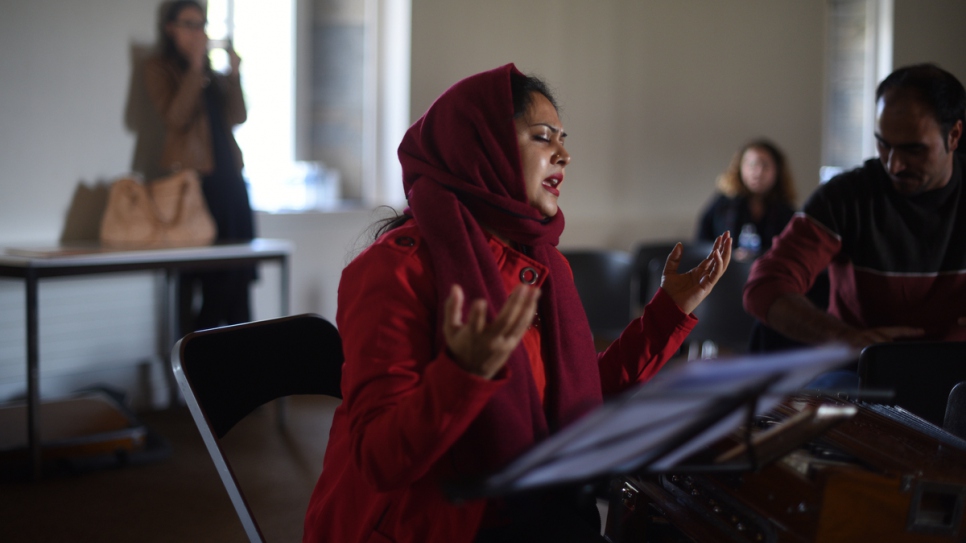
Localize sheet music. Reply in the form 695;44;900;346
480;344;857;495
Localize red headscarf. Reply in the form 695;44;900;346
398;64;602;476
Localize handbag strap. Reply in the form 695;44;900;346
147;172;193;225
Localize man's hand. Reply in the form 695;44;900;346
443;284;540;380
767;293;924;348
660;232;732;315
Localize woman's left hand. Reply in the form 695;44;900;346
659;231;732;315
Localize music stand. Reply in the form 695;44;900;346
449;344;857;500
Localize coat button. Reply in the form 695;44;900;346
395;236;415;247
519;267;538;284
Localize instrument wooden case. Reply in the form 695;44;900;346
609;394;966;542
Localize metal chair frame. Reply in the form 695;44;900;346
171;313;343;543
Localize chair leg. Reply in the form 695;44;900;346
943;382;966;439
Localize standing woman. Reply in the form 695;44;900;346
145;0;255;333
303;64;731;542
697;139;796;257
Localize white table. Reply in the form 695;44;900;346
0;239;293;479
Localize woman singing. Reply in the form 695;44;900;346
304;64;731;542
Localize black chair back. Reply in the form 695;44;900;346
561;249;633;344
945;382;966;439
858;341;966;428
631;241;679;310
177;313;343;438
171;313;343;543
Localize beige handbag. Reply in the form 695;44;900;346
100;170;217;247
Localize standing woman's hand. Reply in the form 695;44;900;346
187;34;209;73
659;232;732;315
227;41;241;76
443;284;540;380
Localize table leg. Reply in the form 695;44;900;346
163;269;181;407
276;255;292;428
280;255;290;316
26;270;40;480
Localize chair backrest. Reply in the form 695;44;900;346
561;249;633;344
944;382;966;439
858;341;966;428
630;241;679;311
171;313;343;543
647;244;756;355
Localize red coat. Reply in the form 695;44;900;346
303;221;696;542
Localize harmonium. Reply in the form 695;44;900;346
606;393;966;542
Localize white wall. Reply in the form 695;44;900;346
0;0;379;408
893;0;966;78
411;0;826;249
0;0;159;243
411;0;966;250
1;0;964;409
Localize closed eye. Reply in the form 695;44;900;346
876;134;926;154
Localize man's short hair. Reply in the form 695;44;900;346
876;63;966;141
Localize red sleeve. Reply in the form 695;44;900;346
336;235;506;491
597;287;697;395
743;214;842;323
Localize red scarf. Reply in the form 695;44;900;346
398;64;601;475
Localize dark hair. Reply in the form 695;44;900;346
510;72;558;119
371;207;411;240
876;63;966;144
160;0;206;70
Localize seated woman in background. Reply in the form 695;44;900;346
303;64;731;543
696;139;796;258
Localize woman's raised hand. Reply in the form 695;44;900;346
659;232;732;315
228;43;241;75
443;284;540;380
188;37;208;73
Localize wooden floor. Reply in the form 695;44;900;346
0;395;339;542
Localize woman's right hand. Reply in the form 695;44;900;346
443;284;540;380
228;43;241;75
186;35;209;73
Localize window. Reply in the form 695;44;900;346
206;0;409;212
822;0;893;182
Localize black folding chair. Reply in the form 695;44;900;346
858;341;966;429
945;382;966;439
561;249;634;349
171;313;343;543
